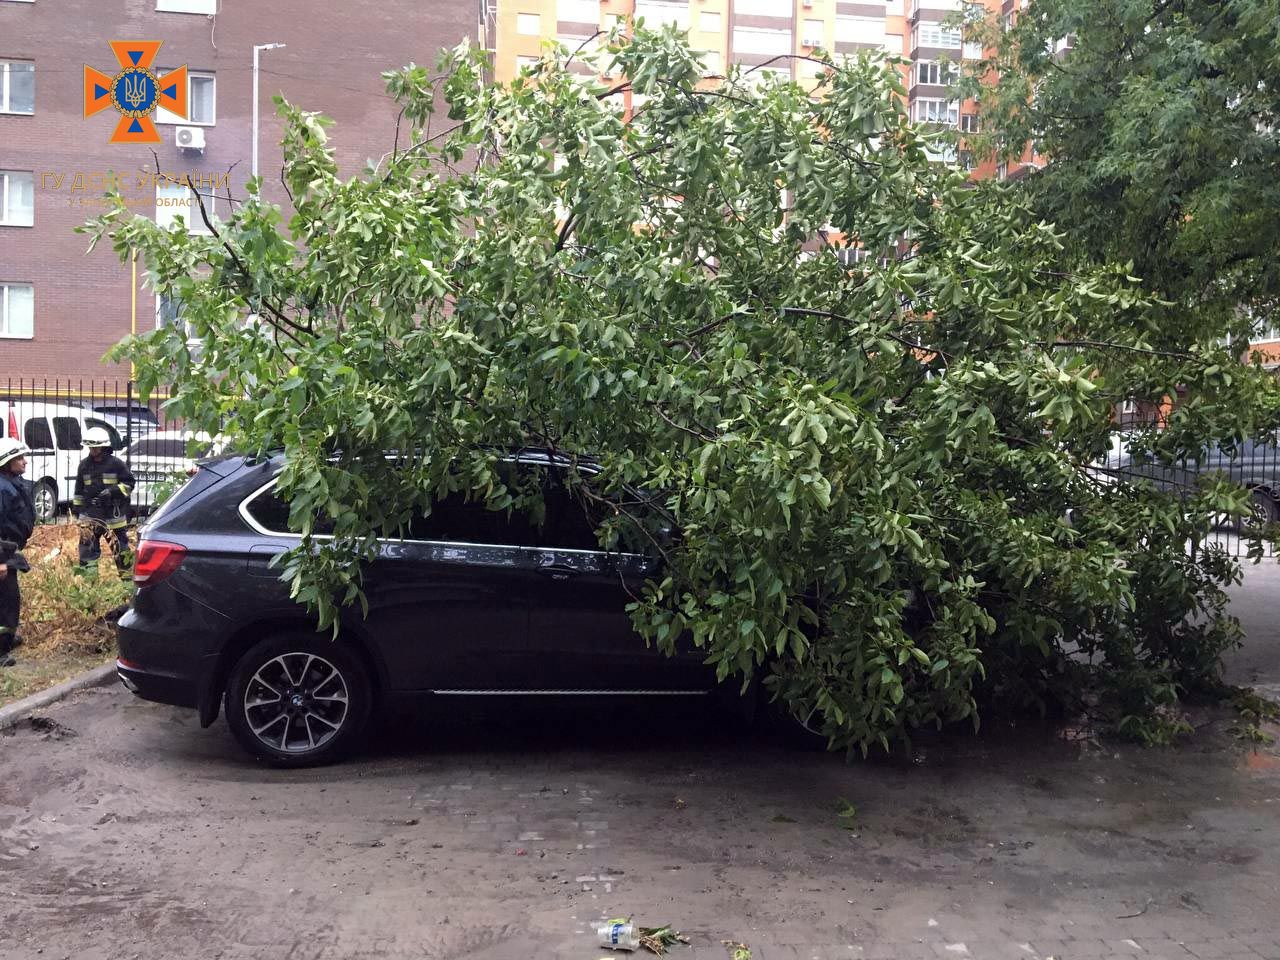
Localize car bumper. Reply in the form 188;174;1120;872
115;657;200;709
116;605;222;714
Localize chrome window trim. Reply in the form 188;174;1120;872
236;472;650;560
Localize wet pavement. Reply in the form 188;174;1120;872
0;563;1278;959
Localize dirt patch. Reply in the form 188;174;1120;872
0;524;126;708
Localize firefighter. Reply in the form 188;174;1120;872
0;438;35;667
73;427;135;576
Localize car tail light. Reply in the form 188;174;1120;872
133;540;187;585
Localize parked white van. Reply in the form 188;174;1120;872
1;401;125;521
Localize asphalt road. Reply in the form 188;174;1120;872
2;564;1280;959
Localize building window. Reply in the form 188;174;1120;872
958;149;975;171
517;13;541;35
959;113;979;133
0;283;33;339
732;26;792;56
634;0;687;29
911;98;959;125
914;22;962;47
885;0;904;13
700;49;723;73
699;11;722;33
0;170;33;226
155;70;215;124
883;33;904;53
156;0;216;11
156;181;212;235
836;16;885;46
516;55;541;71
0;60;34;114
915;60;957;85
996;160;1008;179
801;19;824;46
557;0;600;23
734;0;791;15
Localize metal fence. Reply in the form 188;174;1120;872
1;378;200;522
3;379;1277;557
1091;431;1280;557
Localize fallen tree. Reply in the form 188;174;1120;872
86;30;1280;752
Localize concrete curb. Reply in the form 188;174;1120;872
0;662;117;731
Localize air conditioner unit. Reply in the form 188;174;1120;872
801;0;813;7
175;125;206;152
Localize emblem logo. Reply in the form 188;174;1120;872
84;41;188;144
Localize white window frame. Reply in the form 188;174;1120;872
557;0;600;23
0;170;34;227
911;98;959;125
835;16;885;46
0;60;34;115
734;0;791;16
634;0;688;29
155;70;216;125
156;0;216;11
915;60;957;85
699;49;723;74
885;0;905;14
883;33;904;53
915;22;962;48
959;112;979;133
517;13;541;35
516;55;541;71
0;283;34;339
732;26;793;56
155;181;213;235
699;11;722;34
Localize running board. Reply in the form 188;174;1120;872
430;689;711;696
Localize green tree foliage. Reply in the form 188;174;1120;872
960;0;1280;340
86;31;1279;753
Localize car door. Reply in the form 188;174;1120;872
524;465;710;692
240;479;540;693
358;492;544;691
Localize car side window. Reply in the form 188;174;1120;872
539;469;604;551
24;418;53;452
133;439;158;458
408;488;540;547
53;417;82;450
84;418;121;449
244;485;336;536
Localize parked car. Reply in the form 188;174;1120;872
123;430;214;514
1107;435;1280;525
1;400;125;521
70;400;159;443
116;450;712;766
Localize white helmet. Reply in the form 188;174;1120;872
0;437;30;467
84;427;114;449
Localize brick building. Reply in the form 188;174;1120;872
0;0;481;381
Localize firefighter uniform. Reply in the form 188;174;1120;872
0;441;35;660
74;451;135;573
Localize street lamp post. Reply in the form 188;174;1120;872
252;42;287;182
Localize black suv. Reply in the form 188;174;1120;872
116;451;714;765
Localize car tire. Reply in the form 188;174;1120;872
1250;489;1280;527
225;633;372;767
32;480;56;523
1235;488;1280;532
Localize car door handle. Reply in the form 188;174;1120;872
540;563;578;580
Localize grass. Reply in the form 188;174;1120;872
0;523;132;709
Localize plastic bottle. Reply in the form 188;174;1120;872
597;920;639;951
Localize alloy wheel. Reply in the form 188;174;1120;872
242;652;350;754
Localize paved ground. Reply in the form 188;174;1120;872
2;564;1280;959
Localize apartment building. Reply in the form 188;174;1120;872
491;0;1019;175
0;0;479;381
